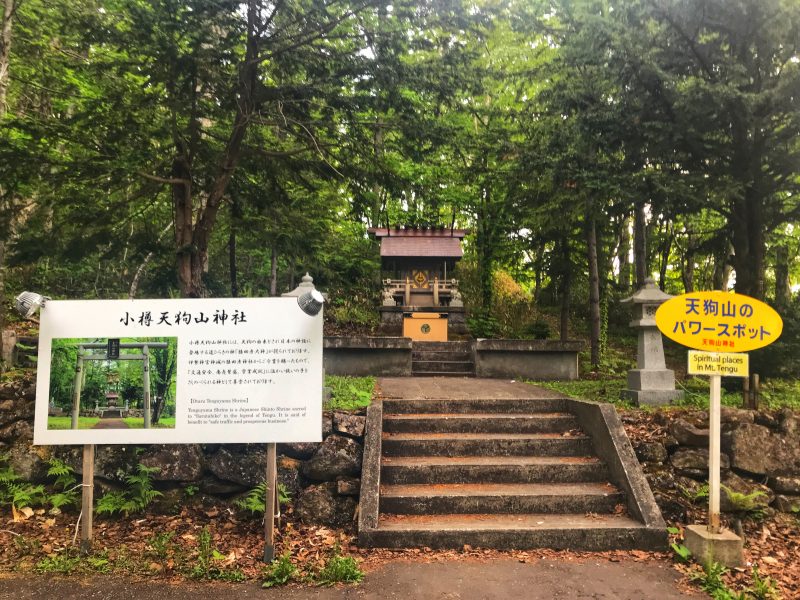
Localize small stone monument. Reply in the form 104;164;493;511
621;278;683;406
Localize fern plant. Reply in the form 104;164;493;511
235;482;291;514
0;454;46;512
96;463;162;516
46;458;79;510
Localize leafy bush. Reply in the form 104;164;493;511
189;526;245;582
262;552;297;588
316;546;364;586
325;375;374;410
46;458;79;510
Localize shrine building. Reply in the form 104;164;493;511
368;226;468;340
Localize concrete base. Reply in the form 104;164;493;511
622;389;684;407
683;524;743;568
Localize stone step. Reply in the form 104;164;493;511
360;513;663;551
382;413;580;434
381;455;608;485
379;482;624;515
412;371;476;378
412;350;473;361
382;397;568;415
411;360;474;374
382;432;594;457
412;341;472;352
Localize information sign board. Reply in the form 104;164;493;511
34;298;322;445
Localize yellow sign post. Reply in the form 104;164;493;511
656;291;782;565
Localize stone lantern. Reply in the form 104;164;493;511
621;278;683;406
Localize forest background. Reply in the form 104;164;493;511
1;0;799;377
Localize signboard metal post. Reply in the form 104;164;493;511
263;443;277;563
708;374;721;533
81;444;94;553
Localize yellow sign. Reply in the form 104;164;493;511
655;291;782;352
688;351;749;377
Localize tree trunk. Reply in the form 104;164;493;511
633;202;648;289
713;243;734;291
269;244;278;297
558;234;571;342
774;245;791;307
173;1;260;298
229;195;240;298
682;224;695;293
533;239;545;302
729;194;765;299
657;221;673;291
618;214;632;292
586;212;601;370
0;0;14;113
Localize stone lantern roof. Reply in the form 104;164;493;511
621;277;673;305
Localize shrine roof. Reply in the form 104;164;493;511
368;227;467;258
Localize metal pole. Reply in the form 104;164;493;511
142;344;151;428
708;374;721;534
71;352;84;429
80;444;95;554
263;443;277;562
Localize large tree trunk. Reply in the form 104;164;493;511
269;244;278;296
774;245;791;308
633;202;648;289
173;1;260;298
0;0;14;112
586;212;601;370
729;191;765;299
558;234;571;342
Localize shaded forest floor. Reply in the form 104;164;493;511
1;405;797;598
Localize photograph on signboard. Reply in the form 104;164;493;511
47;337;177;430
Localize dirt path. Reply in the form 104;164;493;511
0;557;702;599
91;418;129;429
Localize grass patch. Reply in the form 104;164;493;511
325;375;375;410
534;375;800;412
124;417;176;429
46;416;101;429
531;378;633;408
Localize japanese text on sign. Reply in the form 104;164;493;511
655;291;783;352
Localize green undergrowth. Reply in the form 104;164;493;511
531;379;632;408
324;375;375;410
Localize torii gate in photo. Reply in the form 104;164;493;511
70;341;168;429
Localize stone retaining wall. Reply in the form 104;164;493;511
474;339;583;380
0;378;365;527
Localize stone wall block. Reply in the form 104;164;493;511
301;434;363;482
207;446;266;488
333;411;366;438
295;481;357;527
140;444;204;482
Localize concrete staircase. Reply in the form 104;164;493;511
411;341;474;377
359;378;666;551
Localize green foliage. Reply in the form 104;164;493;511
316;546;364;586
183;485;199;498
721;486;767;519
189;527;244;582
0;453;46;511
325;376;374;410
262;552;297;588
35;553;82;575
327;298;379;331
95;464;162;516
667;526;692;563
467;309;500;339
148;531;176;562
235;482;291;515
46;458;79;510
531;379;632;409
746;566;780;600
680;483;710;504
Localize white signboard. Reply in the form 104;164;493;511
34;298;322;445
